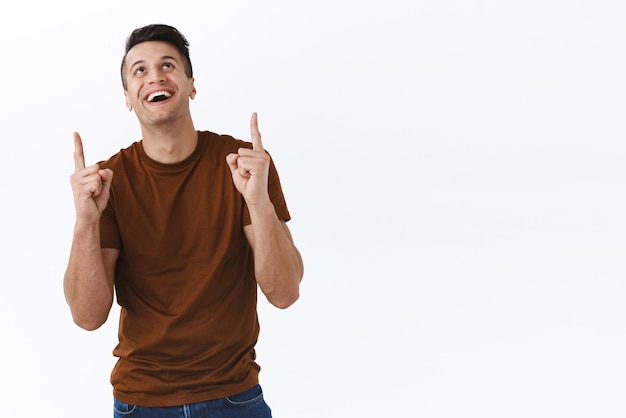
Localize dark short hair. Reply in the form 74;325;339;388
120;24;193;90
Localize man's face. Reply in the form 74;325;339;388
123;41;196;127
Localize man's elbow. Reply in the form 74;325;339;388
268;288;300;309
71;311;108;331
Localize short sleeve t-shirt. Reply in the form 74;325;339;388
98;131;290;407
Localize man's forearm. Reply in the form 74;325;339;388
64;222;114;330
246;202;303;309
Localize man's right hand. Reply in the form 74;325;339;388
70;132;113;224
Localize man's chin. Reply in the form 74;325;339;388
138;111;179;127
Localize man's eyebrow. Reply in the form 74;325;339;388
129;59;145;70
129;56;179;70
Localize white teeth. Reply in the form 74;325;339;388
147;90;172;102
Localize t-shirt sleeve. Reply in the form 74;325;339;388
100;191;122;249
242;152;291;226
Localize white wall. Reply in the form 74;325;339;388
1;0;625;416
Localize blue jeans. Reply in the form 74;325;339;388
113;384;272;418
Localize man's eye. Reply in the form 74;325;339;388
163;63;173;69
134;67;145;75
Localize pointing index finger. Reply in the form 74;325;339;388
73;132;86;171
250;112;264;152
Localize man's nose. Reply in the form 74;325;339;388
148;68;166;83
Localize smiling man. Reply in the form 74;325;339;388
64;24;303;418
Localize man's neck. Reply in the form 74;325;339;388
140;118;198;164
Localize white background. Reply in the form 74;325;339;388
1;1;625;417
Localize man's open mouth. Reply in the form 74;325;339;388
147;91;172;102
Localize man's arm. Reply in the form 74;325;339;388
64;243;118;330
244;216;303;309
63;132;117;330
227;113;304;308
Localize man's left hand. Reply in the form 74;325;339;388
226;112;271;206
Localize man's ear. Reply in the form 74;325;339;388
124;91;132;111
190;78;197;100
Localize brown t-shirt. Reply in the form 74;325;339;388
99;131;290;407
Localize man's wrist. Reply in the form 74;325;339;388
246;200;276;219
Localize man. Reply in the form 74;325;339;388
64;24;303;417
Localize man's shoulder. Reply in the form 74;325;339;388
97;141;141;169
198;130;251;150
